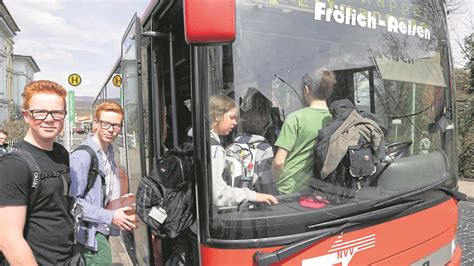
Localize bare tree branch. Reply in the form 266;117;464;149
446;0;465;15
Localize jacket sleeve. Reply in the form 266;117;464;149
69;150;115;226
211;144;257;207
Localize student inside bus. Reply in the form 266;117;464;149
272;68;335;194
234;109;280;195
209;95;279;207
239;88;281;148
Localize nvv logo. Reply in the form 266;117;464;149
302;233;376;266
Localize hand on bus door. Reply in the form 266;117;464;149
256;193;279;205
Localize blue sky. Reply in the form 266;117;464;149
4;0;149;97
4;0;473;98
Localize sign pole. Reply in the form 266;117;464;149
66;73;81;151
68;90;75;150
64;94;70;151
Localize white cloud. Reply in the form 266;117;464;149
36;50;74;61
4;0;149;97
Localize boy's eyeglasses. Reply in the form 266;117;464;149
28;110;67;121
98;120;122;132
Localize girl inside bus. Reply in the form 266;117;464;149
209;95;279;207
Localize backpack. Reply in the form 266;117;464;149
313;100;385;204
136;144;195;239
224;142;259;189
0;146;69;266
6;146;70;210
70;145;106;240
71;145;106;200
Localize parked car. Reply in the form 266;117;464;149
73;127;86;134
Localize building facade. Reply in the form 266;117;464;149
13;55;40;117
0;3;20;123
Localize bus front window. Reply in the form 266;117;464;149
197;0;455;242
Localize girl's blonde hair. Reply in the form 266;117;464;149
209;95;236;126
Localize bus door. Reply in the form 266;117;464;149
140;7;195;264
120;13;152;265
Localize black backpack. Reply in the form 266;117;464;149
71;145;106;200
313;99;385;204
136;144;195;239
0;145;69;265
70;145;106;239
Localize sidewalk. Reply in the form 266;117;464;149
458;178;474;198
111;236;133;266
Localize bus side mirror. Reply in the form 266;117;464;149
183;0;236;44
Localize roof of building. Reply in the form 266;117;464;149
0;2;20;35
13;54;40;72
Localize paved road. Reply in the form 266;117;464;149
458;200;474;265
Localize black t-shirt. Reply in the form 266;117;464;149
0;140;74;265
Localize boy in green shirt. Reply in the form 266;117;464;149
272;69;336;194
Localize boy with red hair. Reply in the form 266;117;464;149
70;101;136;264
0;80;76;264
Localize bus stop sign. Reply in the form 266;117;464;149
68;73;82;86
113;74;122;87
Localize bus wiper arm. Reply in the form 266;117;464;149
374;177;464;208
307;199;423;230
253;199;423;266
253;223;353;266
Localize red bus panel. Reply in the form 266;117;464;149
183;0;236;44
201;199;460;265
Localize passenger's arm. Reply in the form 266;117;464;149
272;148;288;182
0;205;37;265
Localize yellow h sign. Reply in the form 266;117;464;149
112;74;122;87
68;73;82;86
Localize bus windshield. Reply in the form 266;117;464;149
197;0;455;242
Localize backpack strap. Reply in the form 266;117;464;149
72;145;106;203
9;148;69;204
8;147;69;238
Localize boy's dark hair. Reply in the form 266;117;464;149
302;68;336;100
241;110;269;136
0;129;7;136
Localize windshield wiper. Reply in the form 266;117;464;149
374;177;466;208
253;223;352;266
253;200;423;266
307;199;423;230
253;179;467;266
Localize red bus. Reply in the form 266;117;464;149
93;0;463;265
